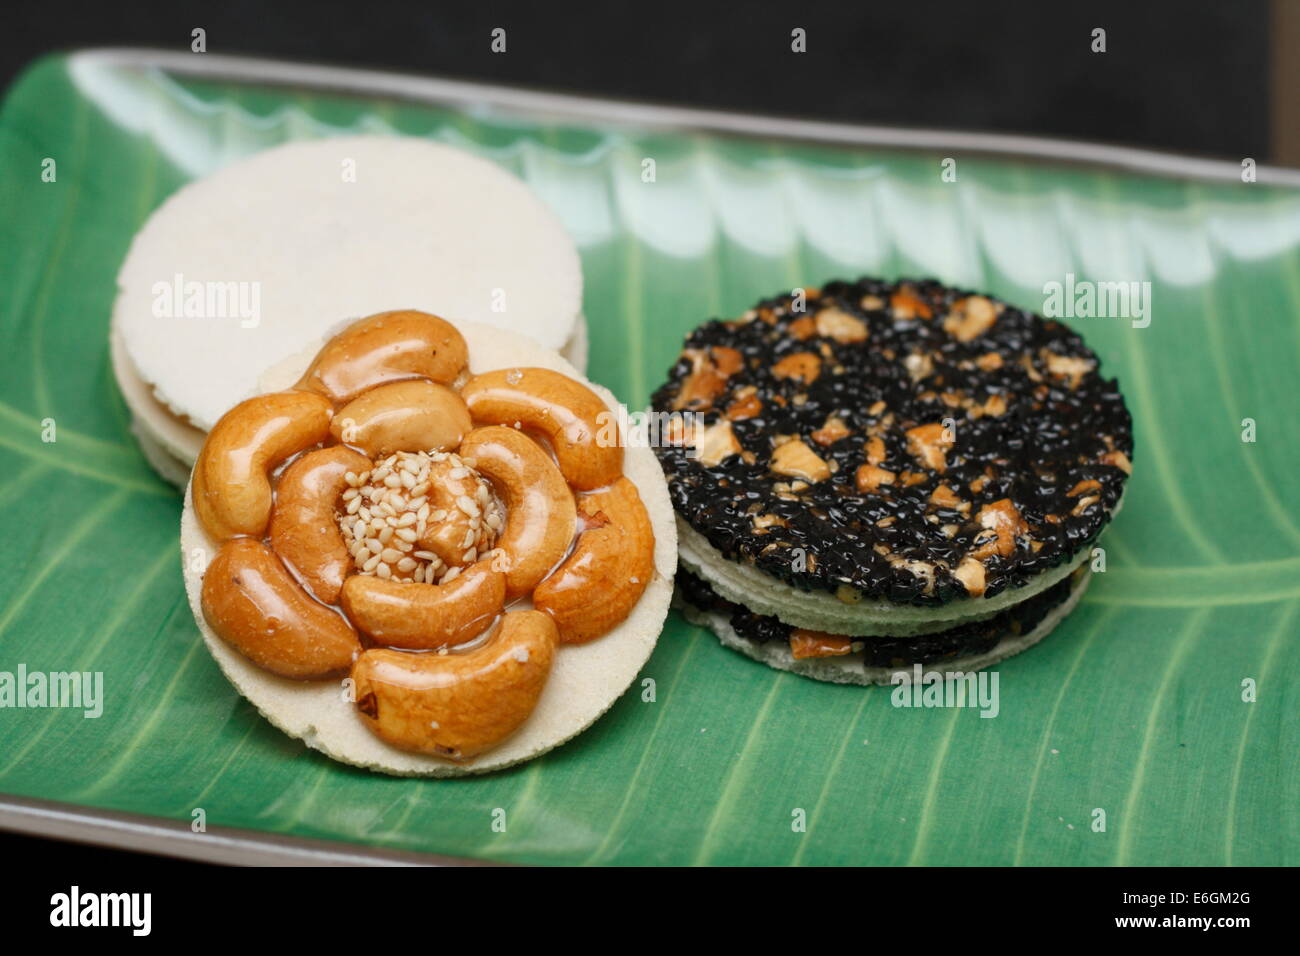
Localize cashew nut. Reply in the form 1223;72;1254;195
193;390;334;541
352;610;557;760
330;380;471;458
340;561;505;650
411;456;496;570
201;538;361;680
458;426;576;598
296;310;468;404
533;477;655;644
270;445;372;604
460;368;622;490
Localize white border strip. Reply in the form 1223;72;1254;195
68;48;1300;187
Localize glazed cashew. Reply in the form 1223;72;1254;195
330;380;471;458
193;390;334;541
201;538;361;680
340;561;505;650
296;310;468;404
533;477;655;644
458;426;576;598
460;368;622;490
413;456;494;569
352;610;558;760
270;445;372;604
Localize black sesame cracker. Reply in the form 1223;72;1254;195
650;278;1133;607
677;568;1079;669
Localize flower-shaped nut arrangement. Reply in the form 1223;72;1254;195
192;310;656;760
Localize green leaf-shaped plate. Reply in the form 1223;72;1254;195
0;50;1295;865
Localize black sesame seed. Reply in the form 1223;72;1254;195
650;278;1134;607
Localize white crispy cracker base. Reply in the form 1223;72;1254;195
178;321;675;776
115;137;586;434
677;491;1122;637
679;570;1090;685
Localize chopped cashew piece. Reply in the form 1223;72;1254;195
726;386;762;420
772;352;822;384
696;420;742;468
1042;350;1094;388
855;463;895;493
771;439;831;483
890;288;933;319
864;436;887;465
971;499;1028;560
814;307;868;343
790;630;854;660
954;556;987;597
1101;450;1132;474
943;295;998;342
929;483;963;510
905;422;950;472
811;415;851;446
674;347;742;409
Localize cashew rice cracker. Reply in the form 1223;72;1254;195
180;319;676;776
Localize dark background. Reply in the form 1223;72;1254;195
0;0;1296;871
5;0;1298;165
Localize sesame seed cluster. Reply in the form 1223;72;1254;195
338;450;504;586
650;277;1134;606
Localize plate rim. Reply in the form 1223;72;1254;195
0;794;495;867
63;46;1300;188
